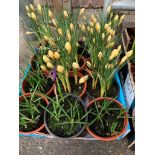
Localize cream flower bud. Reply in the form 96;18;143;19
43;55;51;63
117;45;122;51
79;75;88;84
57;65;64;73
57;28;63;36
54;51;60;60
110;29;115;36
40;65;47;71
83;37;86;42
44;36;49;41
98;52;103;60
63;10;68;18
104;24;109;30
102;33;105;40
31;12;37;21
30;4;35;11
119;56;127;65
52;19;57;27
76;42;79;47
65;42;71;54
48;10;53;19
27;12;31;18
107;5;111;15
91;14;95;20
26;31;34;35
70;23;74;31
37;4;42;14
114;15;119;21
72;62;80;69
48;50;54;59
107;35;112;42
120;15;125;21
109;49;119;60
25;5;30;12
110;12;113;19
95;22;101;33
108;21;112;26
92;17;97;24
126;50;133;58
90;21;94;27
66;30;71;42
109;42;115;48
86;61;92;68
93;38;95;44
47;62;53;69
81;24;86;32
79;8;85;16
48;38;56;47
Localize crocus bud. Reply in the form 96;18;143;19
126;50;133;58
30;4;35;11
120;15;125;22
65;42;71;54
27;12;31;18
86;61;92;68
48;50;54;59
52;19;57;27
107;35;112;42
57;28;63;36
43;55;51;63
37;4;42;14
31;12;37;21
81;24;86;32
102;33;105;40
117;45;122;51
79;8;85;16
109;49;119;60
54;51;60;60
47;62;53;69
72;62;80;69
109;42;115;48
98;52;103;60
48;10;53;19
95;22;101;33
83;37;86;42
40;65;47;71
79;75;88;84
110;12;113;19
114;15;119;22
90;22;94;27
104;24;109;30
119;56;127;65
66;30;71;42
107;5;111;15
26;31;34;35
70;23;74;31
93;38;95;44
76;42;79;47
63;10;68;18
108;21;112;26
57;65;64;73
92;17;97;24
48;38;56;47
44;36;49;41
25;5;30;12
110;29;115;36
90;28;93;34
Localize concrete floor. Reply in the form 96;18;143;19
19;14;135;155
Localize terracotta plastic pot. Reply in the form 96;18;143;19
22;71;55;96
44;93;87;138
19;93;49;134
86;97;128;141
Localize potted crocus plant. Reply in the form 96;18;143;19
79;6;133;98
19;88;49;134
86;97;128;141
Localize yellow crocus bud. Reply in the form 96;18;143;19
48;50;54;59
76;42;79;47
91;14;95;20
40;65;47;71
107;35;112;42
83;37;86;42
81;24;86;32
114;15;119;22
90;28;93;34
43;55;51;63
31;12;37;21
48;10;53;19
25;5;30;12
110;29;115;36
119;56;127;65
110;12;113;19
86;61;92;68
66;30;71;42
79;75;88;84
107;5;111;15
57;28;63;36
109;49;119;60
126;50;133;58
87;26;90;31
95;22;101;33
48;38;56;47
37;4;42;14
83;15;86;20
57;65;64;73
104;23;109;30
54;51;60;60
26;31;34;35
63;10;68;18
70;23;74;31
117;45;122;51
108;21;112;26
47;62;53;69
27;12;31;18
30;4;35;11
107;27;111;34
79;24;82;29
65;42;71;54
120;15;125;21
90;21;94;27
109;42;115;48
52;19;57;27
98;52;103;60
92;17;97;24
79;8;85;16
93;38;95;44
102;33;105;40
44;36;49;41
72;62;80;69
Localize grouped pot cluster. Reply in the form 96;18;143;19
19;4;134;141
